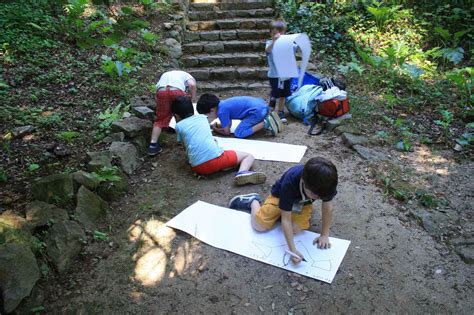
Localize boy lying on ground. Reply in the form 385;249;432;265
196;94;283;138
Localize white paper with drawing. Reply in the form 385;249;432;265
166;201;350;283
272;33;312;88
169;102;241;133
214;137;307;163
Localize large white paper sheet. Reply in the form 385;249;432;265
272;33;312;88
166;201;351;283
214;137;307;163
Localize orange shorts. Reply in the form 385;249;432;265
191;150;238;175
255;194;313;230
154;88;186;128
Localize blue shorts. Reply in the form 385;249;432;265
269;78;291;98
234;106;269;138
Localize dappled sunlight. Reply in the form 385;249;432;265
127;219;176;251
410;146;451;176
134;247;167;286
127;218;204;286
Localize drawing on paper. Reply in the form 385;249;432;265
166;200;350;283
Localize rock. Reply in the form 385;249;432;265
109;142;139;175
53;145;71;157
132;106;155;121
168;30;181;40
31;174;74;207
341;133;369;148
326;119;341;131
25;201;69;228
14;283;45;314
96;171;128;201
12;125;35;138
129;135;148;156
164;38;182;59
75;186;109;228
453;143;463;152
455;245;474;264
0;211;33;248
102;132;125;143
46;220;85;273
87;150;113;172
130;96;155;109
72;170;100;191
409;209;447;237
353;145;388;161
335;125;362;136
111;117;152;138
163;22;174;30
0;243;40;313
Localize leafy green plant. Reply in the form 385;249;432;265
434;109;454;138
0;168;7;182
415;190;438;208
395;139;413;152
93;230;110;242
367;3;401;30
98;103;127;130
91;166;122;183
445;67;473;105
28;163;40;172
57;131;81;144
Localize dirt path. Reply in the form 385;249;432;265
45;91;473;314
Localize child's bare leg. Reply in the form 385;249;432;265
250;200;269;232
251;121;265;133
235;151;255;172
275;97;285;113
150;126;162;144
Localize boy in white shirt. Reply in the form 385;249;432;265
149;70;197;156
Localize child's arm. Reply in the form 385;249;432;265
313;201;333;249
281;210;304;264
187;79;197;103
211;123;231;136
265;33;281;53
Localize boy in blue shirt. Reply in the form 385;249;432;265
172;96;266;185
229;157;338;263
196;94;283;139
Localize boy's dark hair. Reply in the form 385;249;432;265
171;96;194;119
302;157;338;200
270;20;287;33
196;93;220;114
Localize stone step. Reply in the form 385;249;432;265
190;1;274;11
187;18;272;31
182;52;266;67
185;29;268;42
183;40;265;54
199;80;270;92
188;67;268;80
188;8;275;21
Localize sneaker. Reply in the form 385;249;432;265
270;111;284;133
264;115;279;136
233;171;267;186
278;111;288;124
148;143;162;156
229;193;261;212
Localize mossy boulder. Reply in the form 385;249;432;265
46;220;85;273
96;171;129;201
25;201;69;228
31;173;74;207
72;170;100;191
0;243;40;313
75;186;109;229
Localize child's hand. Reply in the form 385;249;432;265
291;249;305;264
313;235;331;249
272;32;281;41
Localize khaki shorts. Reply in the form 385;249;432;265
255;194;313;230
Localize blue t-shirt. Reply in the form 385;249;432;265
271;165;337;212
175;114;224;167
218;96;268;129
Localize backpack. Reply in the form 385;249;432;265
318;97;350;118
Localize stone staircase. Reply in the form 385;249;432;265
182;0;276;92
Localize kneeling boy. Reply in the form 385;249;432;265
229;157;338;263
172;96;266;185
196;94;283;138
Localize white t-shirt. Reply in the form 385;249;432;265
156;70;195;91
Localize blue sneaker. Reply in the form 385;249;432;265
233;171;266;186
278;111;288;124
229;193;261;212
148;143;162;156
